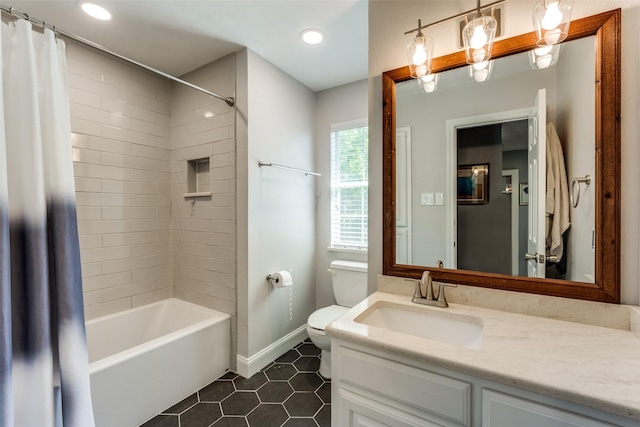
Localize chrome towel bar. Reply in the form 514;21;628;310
571;175;591;208
258;161;321;177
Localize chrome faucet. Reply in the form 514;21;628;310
410;268;457;308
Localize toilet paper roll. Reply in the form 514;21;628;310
272;271;293;288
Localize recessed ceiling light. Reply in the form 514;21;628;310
81;2;111;21
300;29;324;45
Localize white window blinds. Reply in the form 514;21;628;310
330;120;368;249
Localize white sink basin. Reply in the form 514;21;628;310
354;302;483;349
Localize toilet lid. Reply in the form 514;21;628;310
308;305;350;330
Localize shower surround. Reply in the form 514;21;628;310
68;43;238;364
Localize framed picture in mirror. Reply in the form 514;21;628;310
457;164;488;204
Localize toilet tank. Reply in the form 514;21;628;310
330;260;368;307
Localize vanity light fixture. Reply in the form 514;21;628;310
405;0;571;86
419;73;439;93
404;0;504;83
80;2;111;21
533;0;573;46
461;0;498;64
300;29;324;45
405;20;434;79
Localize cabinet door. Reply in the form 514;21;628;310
338;389;444;427
338;346;471;426
482;390;617;427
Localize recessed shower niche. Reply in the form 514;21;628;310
184;157;212;198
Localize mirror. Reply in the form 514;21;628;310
396;36;594;280
383;10;621;303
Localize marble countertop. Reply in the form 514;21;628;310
326;291;640;421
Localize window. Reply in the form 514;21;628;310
331;120;368;249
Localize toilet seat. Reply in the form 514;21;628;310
308;305;349;332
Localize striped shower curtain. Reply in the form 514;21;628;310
0;19;95;427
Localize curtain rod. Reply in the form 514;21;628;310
0;4;235;107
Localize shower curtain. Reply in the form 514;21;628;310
0;19;95;427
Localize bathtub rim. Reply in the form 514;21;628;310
87;298;230;375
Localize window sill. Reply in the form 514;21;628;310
327;246;368;255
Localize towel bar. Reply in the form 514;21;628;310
571;175;591;208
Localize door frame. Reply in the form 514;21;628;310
502;169;520;276
446;108;531;269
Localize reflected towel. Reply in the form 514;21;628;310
545;122;571;259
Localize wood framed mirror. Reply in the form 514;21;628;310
383;9;620;303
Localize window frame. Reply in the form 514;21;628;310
329;118;369;252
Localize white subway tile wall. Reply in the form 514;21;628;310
69;42;173;320
68;43;237;365
170;55;237;365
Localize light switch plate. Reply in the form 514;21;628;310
421;193;434;206
436;193;444;205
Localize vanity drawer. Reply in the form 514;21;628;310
338;346;471;426
482;390;617;427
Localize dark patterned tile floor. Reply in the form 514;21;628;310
140;340;330;427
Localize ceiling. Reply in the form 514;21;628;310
2;0;368;92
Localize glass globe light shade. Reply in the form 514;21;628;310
419;73;439;93
415;64;428;78
462;15;497;64
468;60;494;82
406;34;434;79
533;0;574;46
528;43;561;69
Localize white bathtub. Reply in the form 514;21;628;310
86;298;230;427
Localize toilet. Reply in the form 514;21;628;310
306;260;368;378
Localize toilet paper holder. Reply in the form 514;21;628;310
266;270;293;288
266;274;278;285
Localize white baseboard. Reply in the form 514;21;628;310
236;324;308;378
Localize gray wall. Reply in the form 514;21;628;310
236;49;316;372
556;37;596;283
314;80;369;309
457;124;511;275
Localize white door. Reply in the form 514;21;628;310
526;89;547;278
396;127;412;264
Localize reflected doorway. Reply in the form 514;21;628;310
456;121;529;276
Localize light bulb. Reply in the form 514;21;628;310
412;45;427;65
419;73;438;93
474;69;489;82
534;46;554;56
541;2;563;30
470;24;488;49
473;61;488;71
536;54;553;68
544;28;562;45
422;81;437;93
421;74;435;83
415;64;428;78
472;48;486;63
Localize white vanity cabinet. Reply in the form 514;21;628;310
331;338;640;427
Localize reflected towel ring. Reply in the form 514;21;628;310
571;175;591;208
